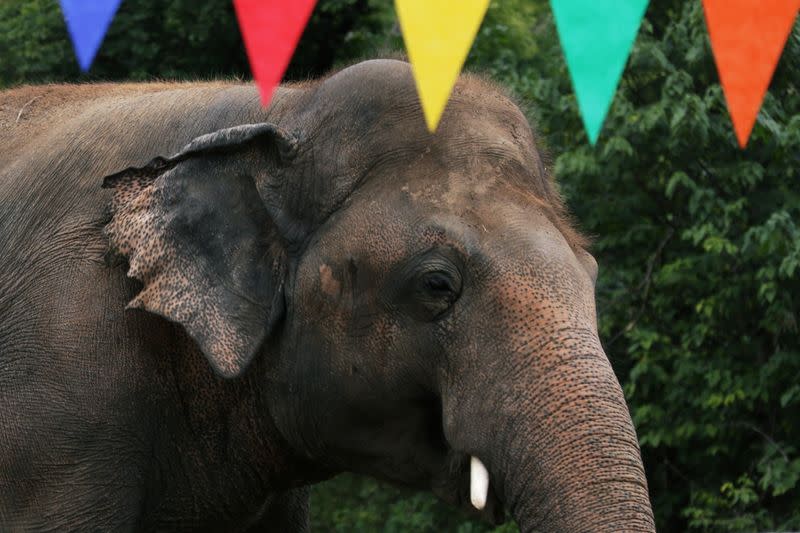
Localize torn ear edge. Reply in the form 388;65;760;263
101;123;299;378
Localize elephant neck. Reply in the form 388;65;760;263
154;331;325;525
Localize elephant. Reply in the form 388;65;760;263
0;59;655;532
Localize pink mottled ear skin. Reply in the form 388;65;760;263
105;167;263;378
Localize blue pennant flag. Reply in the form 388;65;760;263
59;0;123;71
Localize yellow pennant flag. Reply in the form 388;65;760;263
396;0;491;132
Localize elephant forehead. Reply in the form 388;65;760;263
307;191;417;264
396;166;498;209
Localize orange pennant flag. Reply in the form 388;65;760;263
702;0;799;148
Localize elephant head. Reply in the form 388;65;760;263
103;60;655;532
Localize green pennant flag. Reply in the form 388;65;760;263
550;0;650;144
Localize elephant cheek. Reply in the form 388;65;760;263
318;264;341;299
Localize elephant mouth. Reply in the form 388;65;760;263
430;448;506;525
416;401;506;525
403;394;507;525
331;393;508;524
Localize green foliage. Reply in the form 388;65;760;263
3;1;799;531
0;0;247;84
0;0;77;84
310;474;517;533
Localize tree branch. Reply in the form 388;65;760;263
607;226;675;347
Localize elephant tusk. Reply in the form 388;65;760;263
470;456;490;510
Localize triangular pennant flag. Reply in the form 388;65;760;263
703;0;799;148
58;0;123;71
550;0;649;144
396;0;491;132
233;0;319;106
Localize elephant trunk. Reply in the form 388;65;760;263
447;330;655;532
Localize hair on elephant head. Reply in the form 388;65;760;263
101;59;655;532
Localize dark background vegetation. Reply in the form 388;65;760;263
2;1;799;531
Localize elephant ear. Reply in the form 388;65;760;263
102;123;299;377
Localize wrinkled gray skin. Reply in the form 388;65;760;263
0;60;655;531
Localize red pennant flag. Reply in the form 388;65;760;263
703;0;799;147
233;0;318;105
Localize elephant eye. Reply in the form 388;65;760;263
423;272;455;294
394;249;464;321
414;269;461;320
